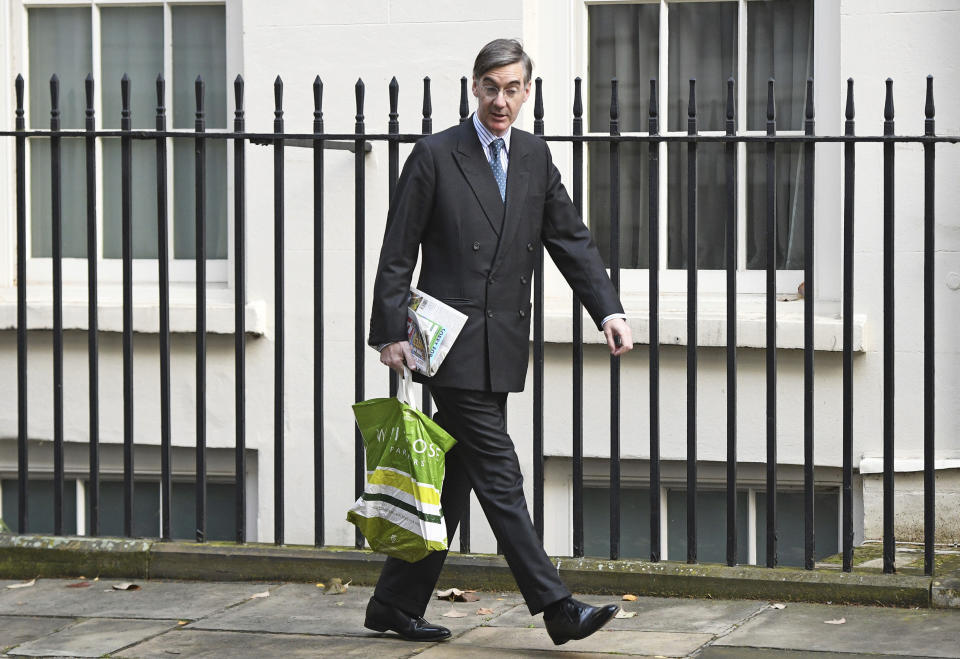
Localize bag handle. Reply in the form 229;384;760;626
397;365;418;411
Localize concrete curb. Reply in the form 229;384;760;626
0;534;948;609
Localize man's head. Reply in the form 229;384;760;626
472;39;533;136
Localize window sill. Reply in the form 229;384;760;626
0;285;267;336
544;294;866;352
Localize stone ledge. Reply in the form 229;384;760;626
0;535;948;609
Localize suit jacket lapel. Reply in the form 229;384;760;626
452;120;505;236
491;131;530;275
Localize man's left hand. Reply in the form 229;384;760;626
602;318;633;357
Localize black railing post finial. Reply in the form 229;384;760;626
925;74;934;126
767;77;776;126
726;77;735;125
688;78;697;132
50;74;60;123
534;77;544;136
15;74;25;126
845;78;855;123
355;78;365;130
422;76;432;134
609;78;619;135
312;75;322;131
85;73;95;125
195;75;205;119
649;79;658;134
120;73;130;126
884;78;894;124
573;76;583;123
274;75;284;123
459;76;469;124
156;74;165;125
235;74;245;123
805;78;815;124
389;76;399;125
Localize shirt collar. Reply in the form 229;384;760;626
472;112;511;155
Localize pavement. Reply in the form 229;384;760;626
1;578;958;658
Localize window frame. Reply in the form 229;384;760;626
573;0;841;299
11;0;241;288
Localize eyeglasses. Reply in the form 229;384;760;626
480;84;523;100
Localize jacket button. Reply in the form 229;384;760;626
518;309;526;318
520;276;527;285
526;242;534;252
472;241;480;251
487;310;494;318
487;277;495;286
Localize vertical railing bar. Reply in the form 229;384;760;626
86;73;100;538
234;74;247;544
533;77;545;543
686;79;698;564
50;74;64;536
608;78;621;561
312;75;324;547
841;78;856;573
648;78;661;563
765;78;778;568
572;76;585;559
121;73;135;538
15;73;28;534
273;75;285;546
803;79;816;570
388;77;400;400
354;78;366;549
195;76;208;543
156;75;172;541
724;77;737;567
421;77;434;421
923;75;935;577
882;78;895;574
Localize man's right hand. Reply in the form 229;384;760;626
379;341;416;374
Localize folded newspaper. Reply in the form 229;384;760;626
407;287;468;377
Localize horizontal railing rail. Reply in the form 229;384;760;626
3;72;952;578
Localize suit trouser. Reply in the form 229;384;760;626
373;385;571;616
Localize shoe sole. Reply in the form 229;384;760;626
548;606;618;646
364;617;451;642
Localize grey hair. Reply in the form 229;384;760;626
473;38;533;84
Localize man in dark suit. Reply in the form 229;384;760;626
365;39;633;646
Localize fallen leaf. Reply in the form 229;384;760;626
177;620;189;626
476;607;494;615
316;582;325;588
622;594;638;602
250;591;270;599
6;578;36;589
614;607;637;619
335;601;344;607
442;608;468;618
437;587;478;602
824;618;846;625
112;582;141;591
771;603;786;610
437;587;463;600
66;581;91;588
325;578;351;595
496;597;505;601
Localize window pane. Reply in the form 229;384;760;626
590;143;650;269
173;139;228;259
171;482;237;541
745;143;806;269
756;490;839;567
29;139;88;258
588;3;659;133
583;487;651;559
101;7;163;130
667;489;749;564
172;5;227;129
1;479;77;535
28;8;91;259
667;3;737;132
747;0;814;131
102;139;159;259
89;481;160;538
667;142;728;269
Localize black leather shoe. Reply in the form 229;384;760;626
543;597;619;646
364;597;451;641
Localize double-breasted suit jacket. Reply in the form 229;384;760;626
369;117;623;392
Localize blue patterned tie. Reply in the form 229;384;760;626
489;138;506;201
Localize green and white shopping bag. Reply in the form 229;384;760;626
347;367;456;563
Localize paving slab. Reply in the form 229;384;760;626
190;584;523;638
0;616;76;653
7;617;177;657
486;594;766;634
116;629;430;658
700;648;946;659
714;602;960;658
416;643;661;658
0;578;276;620
445;626;711;657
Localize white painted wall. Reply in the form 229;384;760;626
0;0;957;551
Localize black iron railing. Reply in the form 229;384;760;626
2;72;957;576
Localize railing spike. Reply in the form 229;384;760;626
884;78;894;122
688;78;697;119
195;76;204;116
573;77;583;119
805;78;815;120
609;78;619;122
50;74;60;116
156;74;165;113
389;76;399;123
15;74;24;115
534;77;544;134
312;75;322;116
459;76;468;123
726;77;735;122
845;78;855;121
355;78;364;121
86;74;95;118
274;76;283;116
767;78;775;122
925;75;934;120
234;74;244;112
649;79;658;118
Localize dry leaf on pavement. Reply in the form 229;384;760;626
315;582;325;588
824;618;846;625
177;620;189;626
622;594;638;601
250;591;270;599
476;607;494;615
771;603;786;610
614;607;637;619
6;578;36;589
325;578;351;594
437;587;478;602
66;582;91;588
442;608;468;618
112;582;141;591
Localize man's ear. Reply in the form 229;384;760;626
471;77;480;99
522;81;532;103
